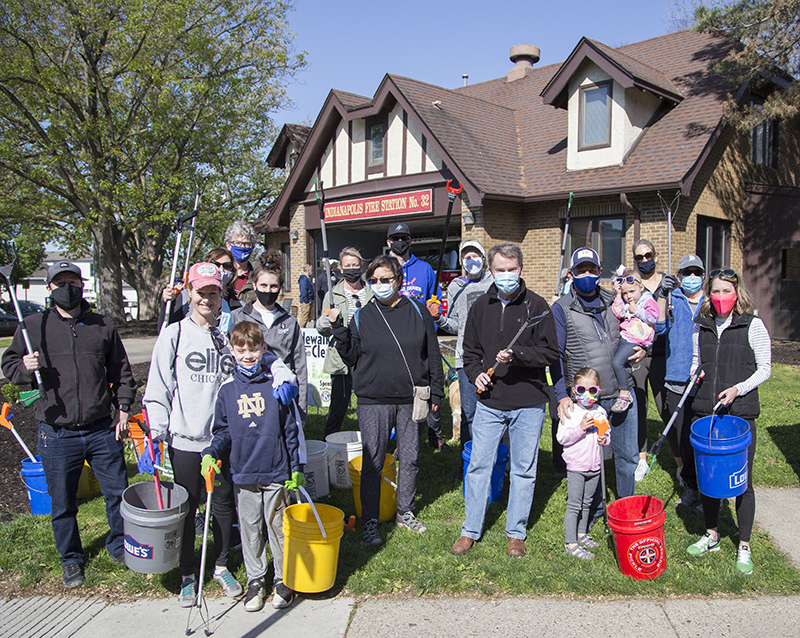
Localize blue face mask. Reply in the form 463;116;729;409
493;272;520;295
236;362;260;377
637;259;656;275
681;275;703;294
370;282;395;301
229;244;252;263
572;273;600;294
464;257;483;276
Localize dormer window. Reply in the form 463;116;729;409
579;80;612;150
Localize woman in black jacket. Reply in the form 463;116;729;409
330;254;444;546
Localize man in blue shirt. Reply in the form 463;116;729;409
297;264;314;328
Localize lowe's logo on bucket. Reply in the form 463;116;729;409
124;534;154;560
730;464;748;491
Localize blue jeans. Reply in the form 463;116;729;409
461;402;545;540
600;394;639;498
457;368;479;451
38;419;128;564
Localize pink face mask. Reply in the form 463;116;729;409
710;292;737;315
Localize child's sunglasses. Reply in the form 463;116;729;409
613;275;640;285
575;385;600;395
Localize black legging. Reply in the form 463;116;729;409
699;418;757;544
170;447;235;577
323;373;353;438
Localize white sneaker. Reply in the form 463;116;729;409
272;581;294;609
634;459;648;482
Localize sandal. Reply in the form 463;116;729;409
565;543;595;560
611;394;633;413
577;534;599;549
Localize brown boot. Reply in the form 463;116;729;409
451;536;474;555
507;537;526;557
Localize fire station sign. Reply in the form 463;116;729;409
324;188;432;223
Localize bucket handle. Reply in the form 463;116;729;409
633;519;653;527
20;471;48;494
296;485;327;539
383;476;398;491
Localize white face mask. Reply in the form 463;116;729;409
220;270;234;286
464;257;484;275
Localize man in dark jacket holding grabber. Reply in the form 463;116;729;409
451;243;560;558
2;261;136;589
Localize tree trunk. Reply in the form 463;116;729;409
93;220;125;324
131;226;169;321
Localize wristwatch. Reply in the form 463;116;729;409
118;404;131;413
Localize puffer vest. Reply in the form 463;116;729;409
693;313;759;419
556;288;622;400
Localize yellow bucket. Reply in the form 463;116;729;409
348;454;397;523
282;503;344;593
76;461;101;499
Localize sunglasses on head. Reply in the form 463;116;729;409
613;275;640;285
575;385;600;396
209;326;227;355
211;260;234;272
634;252;655;262
709;268;737;279
367;277;395;285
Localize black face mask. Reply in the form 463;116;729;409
637;259;656;275
255;289;279;308
390;240;410;256
342;268;363;283
50;283;83;311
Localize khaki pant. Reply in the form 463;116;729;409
297;302;313;328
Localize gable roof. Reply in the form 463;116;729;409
266;123;312;168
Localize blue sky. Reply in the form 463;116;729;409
274;0;686;129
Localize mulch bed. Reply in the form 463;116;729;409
1;341;798;520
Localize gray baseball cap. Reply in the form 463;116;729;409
677;254;704;273
459;239;486;258
46;261;83;285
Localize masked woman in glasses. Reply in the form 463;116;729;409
316;247;373;437
145;263;296;607
684;268;771;576
329;254;444;546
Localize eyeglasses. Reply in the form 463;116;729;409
229;240;253;248
367;277;395;285
709;268;737;279
613;275;640;285
680;268;704;277
211;261;234;272
634;252;655;262
209;326;227;355
390;235;410;242
575;385;600;396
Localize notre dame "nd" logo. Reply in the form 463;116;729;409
237;392;266;419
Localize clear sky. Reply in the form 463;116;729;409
274;0;686;129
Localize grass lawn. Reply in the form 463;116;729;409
0;337;12;348
1;363;799;599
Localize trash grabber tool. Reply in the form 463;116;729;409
0;402;36;461
595;415;610;534
314;179;333;310
0;240;42;404
162;204;200;333
427;180;463;314
179;188;201;292
477;309;550;394
132;408;164;510
188;459;221;637
554;192;574;298
645;369;704;476
657;189;681;319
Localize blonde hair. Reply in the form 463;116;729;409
573;367;601;388
339;246;363;264
699;271;754;317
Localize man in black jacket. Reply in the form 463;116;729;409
2;261;136;588
451;243;559;558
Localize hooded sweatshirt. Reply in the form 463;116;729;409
144;315;295;452
398;253;440;302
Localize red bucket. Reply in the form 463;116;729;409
606;495;667;580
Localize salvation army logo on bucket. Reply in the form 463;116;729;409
124;534;154;560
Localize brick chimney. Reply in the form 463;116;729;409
507;44;540;82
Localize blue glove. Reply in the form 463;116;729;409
273;382;298;406
137;447;161;475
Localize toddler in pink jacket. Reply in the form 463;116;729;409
557;367;610;560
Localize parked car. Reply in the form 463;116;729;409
0;312;17;337
0;300;45;318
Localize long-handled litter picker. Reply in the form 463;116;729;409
477;308;550;394
427;180;463;315
129;409;165;510
0;241;42;406
644;369;704;478
554;192;574;298
314;179;333;310
187;460;221;637
0;403;36;462
162;192;200;333
657;189;681;319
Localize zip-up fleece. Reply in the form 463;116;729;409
144;316;296;452
332;296;444;405
1;302;136;428
231;303;308;417
462;279;560;411
556;403;611;473
436;271;494;368
316;278;373;375
203;363;302;485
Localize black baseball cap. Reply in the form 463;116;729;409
387;222;411;238
46;261;83;285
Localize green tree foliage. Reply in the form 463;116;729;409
0;0;304;320
694;0;800;128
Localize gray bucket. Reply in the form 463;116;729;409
120;481;189;574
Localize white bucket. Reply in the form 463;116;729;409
325;431;362;489
304;440;329;499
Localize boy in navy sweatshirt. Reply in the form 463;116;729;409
202;321;304;612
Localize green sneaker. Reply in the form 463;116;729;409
736;546;754;575
687;532;720;556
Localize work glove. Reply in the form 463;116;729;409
661;274;679;294
201;454;220;478
273;382;298;406
137;447;161;475
284;471;305;491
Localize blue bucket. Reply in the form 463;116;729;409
21;456;51;516
690;414;752;499
462;441;509;503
